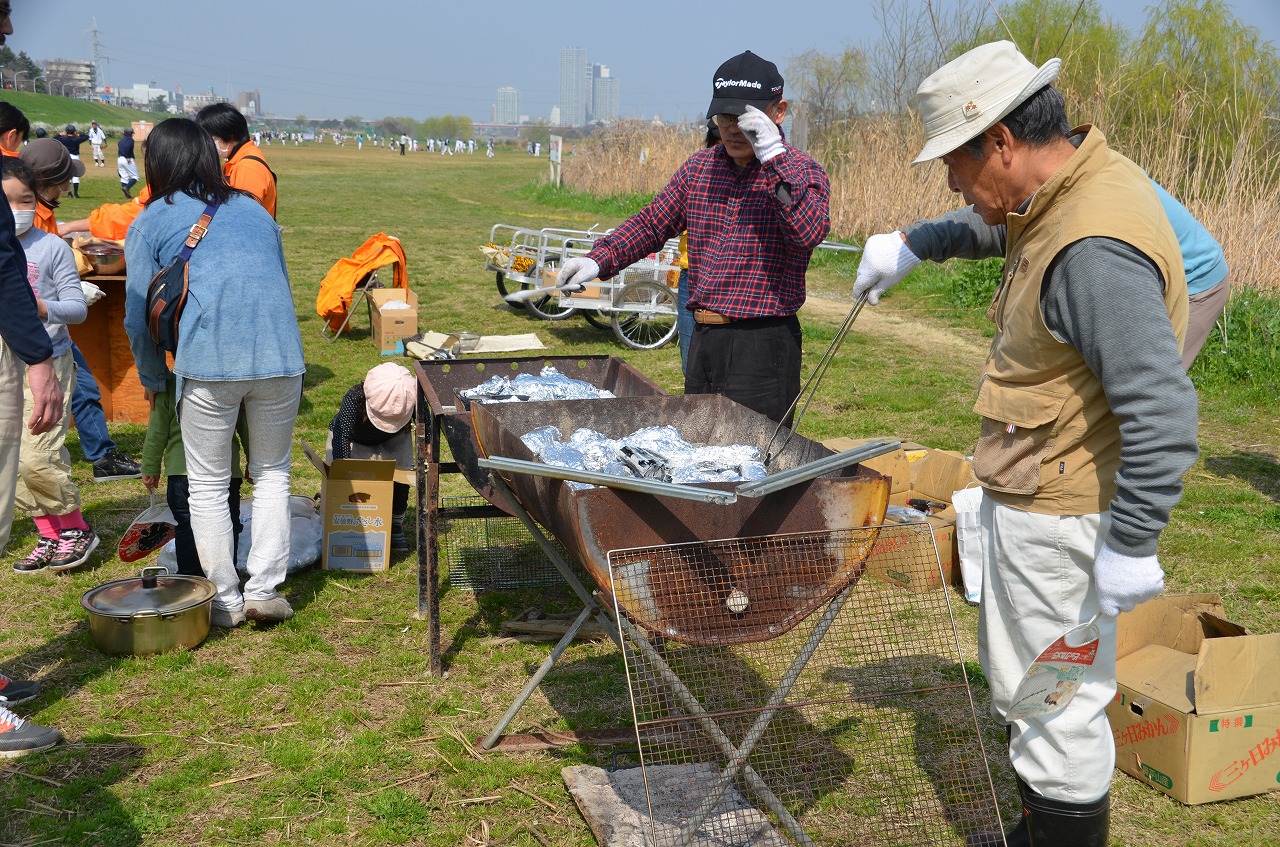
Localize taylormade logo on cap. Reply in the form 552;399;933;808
716;78;763;90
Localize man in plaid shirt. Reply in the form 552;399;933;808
557;51;830;424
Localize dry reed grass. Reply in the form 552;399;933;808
564;107;1280;293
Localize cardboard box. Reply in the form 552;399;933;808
1107;594;1280;804
823;438;975;591
823;437;911;495
542;267;604;301
865;518;952;592
302;441;396;572
369;288;419;355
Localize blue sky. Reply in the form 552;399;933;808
13;0;1280;123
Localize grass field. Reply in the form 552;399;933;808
0;142;1277;846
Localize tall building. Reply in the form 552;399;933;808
43;59;95;96
236;89;262;118
591;64;619;123
559;47;589;126
496;86;520;125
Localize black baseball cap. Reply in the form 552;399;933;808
66;124;76;133
706;51;784;118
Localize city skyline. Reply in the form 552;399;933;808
14;1;1280;123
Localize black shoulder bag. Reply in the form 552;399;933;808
146;202;219;352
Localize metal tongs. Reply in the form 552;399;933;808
763;292;870;465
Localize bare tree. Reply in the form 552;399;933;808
864;0;991;113
786;46;871;136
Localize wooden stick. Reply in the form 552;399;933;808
2;769;64;787
510;783;558;812
207;770;271;788
446;794;501;806
353;771;434;798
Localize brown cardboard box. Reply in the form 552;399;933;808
542;267;604;301
823;438;975;591
864;522;949;591
369;288;419;355
1107;594;1280;804
822;437;911;494
302;442;396;572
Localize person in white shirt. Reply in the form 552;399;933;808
87;121;106;167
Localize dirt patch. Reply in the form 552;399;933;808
801;293;989;366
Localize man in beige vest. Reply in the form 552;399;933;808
853;42;1198;847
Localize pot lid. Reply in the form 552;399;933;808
81;567;216;617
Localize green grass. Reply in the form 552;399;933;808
0;142;1276;845
1;89;157;134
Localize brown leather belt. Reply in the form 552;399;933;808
693;308;735;325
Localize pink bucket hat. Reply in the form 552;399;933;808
363;363;415;433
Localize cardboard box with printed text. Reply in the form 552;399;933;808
1107;594;1280;804
369;288;419;355
825;438;974;591
301;441;396;572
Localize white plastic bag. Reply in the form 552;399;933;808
235;495;323;574
952;486;985;605
156;494;323;575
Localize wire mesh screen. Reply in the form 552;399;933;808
608;523;1002;847
440;495;576;590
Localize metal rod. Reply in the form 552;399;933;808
480;605;597;750
764;293;869;465
736;438;902;499
672;577;860;847
477;456;737;505
616;615;815;847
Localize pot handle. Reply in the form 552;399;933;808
129;609;162;621
140;565;167;589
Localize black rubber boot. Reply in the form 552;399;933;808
71;184;79;198
389;513;408;552
1022;782;1109;847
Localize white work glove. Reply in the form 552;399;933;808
1093;544;1165;618
737;105;785;163
555;257;599;293
853;232;922;304
80;280;105;307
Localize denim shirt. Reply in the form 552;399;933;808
124;192;305;393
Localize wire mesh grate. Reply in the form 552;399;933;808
440;495;578;590
608;523;1002;847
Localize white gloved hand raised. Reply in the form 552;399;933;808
736;105;785;163
853;232;922;305
80;280;105;307
1093;544;1165;618
555;257;599;293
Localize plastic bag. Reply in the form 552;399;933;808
952;486;985;605
235;495;323;574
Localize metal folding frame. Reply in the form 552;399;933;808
607;525;1005;847
320;269;381;342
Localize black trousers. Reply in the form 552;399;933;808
167;475;243;577
684;314;802;426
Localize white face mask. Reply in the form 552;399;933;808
12;208;35;237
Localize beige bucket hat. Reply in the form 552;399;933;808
913;40;1061;164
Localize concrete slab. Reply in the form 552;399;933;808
563;763;790;847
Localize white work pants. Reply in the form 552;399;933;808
978;496;1118;804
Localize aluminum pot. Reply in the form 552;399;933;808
81;566;216;656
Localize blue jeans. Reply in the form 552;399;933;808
677;269;694;374
70;344;116;463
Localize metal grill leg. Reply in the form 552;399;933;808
478;472;621;750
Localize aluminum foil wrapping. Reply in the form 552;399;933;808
460;366;617;404
521;424;766;487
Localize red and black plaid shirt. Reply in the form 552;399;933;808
588;143;830;318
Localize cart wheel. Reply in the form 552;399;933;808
581;309;611;330
526;291;578;321
495;272;525;309
612;281;677;349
